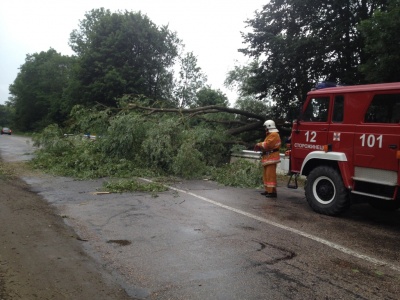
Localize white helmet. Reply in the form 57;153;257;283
263;120;279;132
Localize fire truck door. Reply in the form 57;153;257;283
291;97;330;172
354;94;400;172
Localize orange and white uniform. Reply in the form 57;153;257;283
257;132;281;194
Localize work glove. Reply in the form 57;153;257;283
253;144;261;151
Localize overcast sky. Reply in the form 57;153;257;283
0;0;267;105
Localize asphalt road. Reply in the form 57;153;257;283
1;135;400;299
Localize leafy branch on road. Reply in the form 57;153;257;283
102;179;168;194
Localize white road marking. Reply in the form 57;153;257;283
141;178;400;273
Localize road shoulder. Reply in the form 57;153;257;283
0;175;132;300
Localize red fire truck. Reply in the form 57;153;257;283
286;82;400;215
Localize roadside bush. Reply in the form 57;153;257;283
210;159;263;188
32;126;106;178
100;113;149;162
172;140;207;178
181;126;230;166
32;124;70;154
141;116;182;172
67;105;111;136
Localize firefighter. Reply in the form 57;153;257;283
254;120;282;198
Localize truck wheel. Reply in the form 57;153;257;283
305;166;349;216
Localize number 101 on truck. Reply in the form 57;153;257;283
286;82;400;215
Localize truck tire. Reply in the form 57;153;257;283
305;166;350;216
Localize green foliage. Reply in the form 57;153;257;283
210;159;263;188
359;0;400;82
239;0;390;118
229;144;247;153
31;124;70;154
31;123;156;179
234;96;271;119
141;116;181;172
31;139;155;179
9;49;75;131
172;141;207;178
173;51;207;108
30;109;233;180
68;105;111;136
224;61;261;98
184;126;230;166
100;112;149;162
103;179;168;193
69;8;180;107
28;107;280;191
195;87;229;107
31;130;105;178
0;103;15;128
0;161;12;178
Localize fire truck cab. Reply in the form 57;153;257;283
287;82;400;215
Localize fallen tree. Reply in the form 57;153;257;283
125;103;290;138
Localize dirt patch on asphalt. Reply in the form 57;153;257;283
0;169;132;299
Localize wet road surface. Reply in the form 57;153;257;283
1;135;400;299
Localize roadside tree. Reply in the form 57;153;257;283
173;51;208;108
9;49;74;131
239;0;389;119
68;8;180;107
359;0;400;82
0;102;14;129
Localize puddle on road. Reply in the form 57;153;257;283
107;239;132;246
